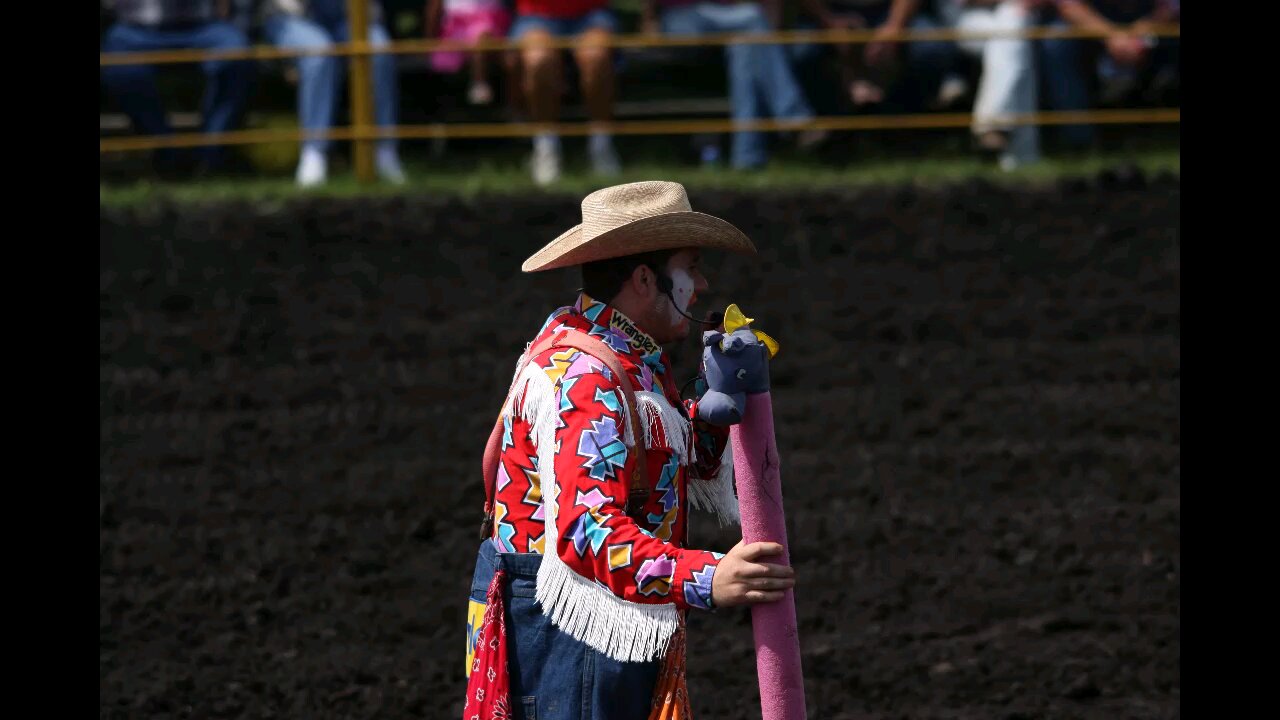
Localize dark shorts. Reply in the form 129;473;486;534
467;539;661;720
509;8;617;41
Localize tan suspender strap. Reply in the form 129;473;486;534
479;329;652;540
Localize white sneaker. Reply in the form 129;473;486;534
467;81;494;106
296;148;327;187
376;146;407;185
936;75;969;108
998;151;1040;172
589;141;621;177
532;143;561;187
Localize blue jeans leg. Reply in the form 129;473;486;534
332;22;400;151
663;3;815;170
903;15;960;109
264;15;338;154
467;541;661;720
190;22;253;164
101;24;171;139
725;39;768;170
1037;20;1093;147
101;22;251;166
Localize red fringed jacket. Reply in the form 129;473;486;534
487;292;741;662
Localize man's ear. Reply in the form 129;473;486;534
631;263;656;298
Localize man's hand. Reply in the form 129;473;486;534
864;23;901;66
1106;30;1148;65
1130;18;1160;36
711;540;797;608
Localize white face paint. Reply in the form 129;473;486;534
666;267;696;324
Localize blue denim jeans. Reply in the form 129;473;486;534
468;540;660;720
786;14;958;113
659;2;814;170
509;8;618;39
100;21;253;167
262;13;400;153
1035;19;1093;147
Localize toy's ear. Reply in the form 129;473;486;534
753;329;780;358
723;304;754;333
703;331;724;347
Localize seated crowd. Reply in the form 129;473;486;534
100;0;1180;185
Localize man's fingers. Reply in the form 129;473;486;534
737;561;795;579
746;577;795;591
762;562;795;578
745;590;785;603
740;541;786;562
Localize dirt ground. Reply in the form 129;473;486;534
100;171;1180;719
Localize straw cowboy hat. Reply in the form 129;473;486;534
521;181;757;273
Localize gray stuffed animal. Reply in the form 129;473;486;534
696;305;778;427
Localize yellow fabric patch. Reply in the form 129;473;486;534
609;543;633;570
541;348;580;384
464;599;486;678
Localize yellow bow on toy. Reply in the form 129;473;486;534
722;304;780;358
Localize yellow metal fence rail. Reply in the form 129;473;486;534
99;110;1181;152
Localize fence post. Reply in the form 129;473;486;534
347;0;375;183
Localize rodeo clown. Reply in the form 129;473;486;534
463;181;796;720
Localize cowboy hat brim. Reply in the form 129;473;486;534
521;210;757;273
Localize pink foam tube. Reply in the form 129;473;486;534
730;391;807;720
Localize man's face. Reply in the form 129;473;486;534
647;248;711;345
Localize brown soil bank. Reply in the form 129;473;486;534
101;172;1180;719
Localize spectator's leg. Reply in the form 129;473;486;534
902;14;960;111
727;4;813;121
101;24;171;140
517;27;562;127
512;17;564;184
959;2;1039;166
503;51;526;120
1037;20;1093;147
469;34;495;105
785;18;823;67
263;15;337;159
1142;37;1179;105
264;15;334;185
367;25;401;142
574;11;620;176
832;14;870;106
704;2;816;169
659;5;735;165
188;21;253;169
367;23;404;177
574;29;614;126
330;20;407;182
370;24;406;181
330;22;401;144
